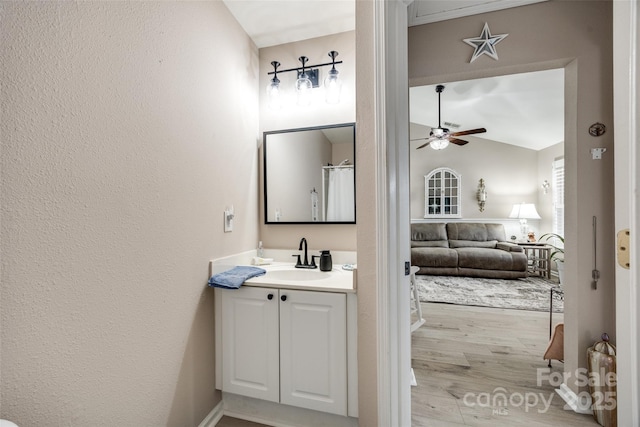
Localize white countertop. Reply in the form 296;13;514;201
210;250;357;294
242;262;356;293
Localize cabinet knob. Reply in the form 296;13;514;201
281;295;287;302
267;293;274;300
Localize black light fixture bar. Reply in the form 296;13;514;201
266;60;343;75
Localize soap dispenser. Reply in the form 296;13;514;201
257;241;264;258
319;250;332;271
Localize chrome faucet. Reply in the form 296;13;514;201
294;237;317;269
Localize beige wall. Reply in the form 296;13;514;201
409;1;615;393
0;2;259;425
410;123;539;221
410;120;565;239
258;31;357;251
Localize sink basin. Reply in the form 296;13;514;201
241;263;354;291
263;268;331;282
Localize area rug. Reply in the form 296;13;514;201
415;275;563;312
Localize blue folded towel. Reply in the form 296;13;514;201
208;266;266;289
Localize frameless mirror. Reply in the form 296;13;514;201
264;123;356;224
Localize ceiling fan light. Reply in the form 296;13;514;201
431;128;446;138
430;139;449;150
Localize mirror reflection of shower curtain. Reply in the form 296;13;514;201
326;166;355;221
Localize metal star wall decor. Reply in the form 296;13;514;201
463;22;508;63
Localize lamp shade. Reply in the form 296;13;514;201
324;68;342;104
267;77;282;110
296;74;312;106
509;203;541;219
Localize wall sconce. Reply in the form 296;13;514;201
267;51;343;109
324;51;342;104
267;61;282;110
542;180;550;194
477;178;487;212
295;56;313;106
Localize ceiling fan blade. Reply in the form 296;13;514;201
416;140;432;149
450;128;486;137
449;138;469;146
410;137;429;141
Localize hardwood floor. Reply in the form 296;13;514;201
412;302;600;426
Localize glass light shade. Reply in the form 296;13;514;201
431;128;446;138
509;203;541;219
430;138;450;150
296;74;312;106
324;69;342;104
266;77;281;110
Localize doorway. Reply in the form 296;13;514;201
407;70;576;425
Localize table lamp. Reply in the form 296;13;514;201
509;202;541;241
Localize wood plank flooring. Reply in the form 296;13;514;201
412;302;600;426
217;303;601;427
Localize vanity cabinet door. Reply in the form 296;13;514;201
221;286;279;403
279;289;347;416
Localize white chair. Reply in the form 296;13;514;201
409;266;425;333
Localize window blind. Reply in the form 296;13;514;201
552;158;565;241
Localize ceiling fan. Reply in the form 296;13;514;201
412;84;487;150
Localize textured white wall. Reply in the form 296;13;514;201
1;2;258;425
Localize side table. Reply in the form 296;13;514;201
517;243;552;279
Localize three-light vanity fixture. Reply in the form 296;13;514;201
267;51;343;109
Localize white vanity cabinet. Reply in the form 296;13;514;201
218;286;348;416
220;286;280;402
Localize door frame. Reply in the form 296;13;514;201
373;0;412;426
613;1;640;425
376;1;640;425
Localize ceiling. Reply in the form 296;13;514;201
222;0;548;47
223;0;561;151
410;69;564;151
222;0;355;49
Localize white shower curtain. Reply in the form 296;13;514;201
326;167;355;221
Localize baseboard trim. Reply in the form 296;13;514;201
555;383;593;415
198;400;224;427
221;392;357;427
222;409;285;427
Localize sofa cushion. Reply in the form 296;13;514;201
446;223;507;242
485;223;507;241
411;247;458;268
412;240;449;248
456;247;527;271
449;240;497;249
496;242;524;252
411;223;448;241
